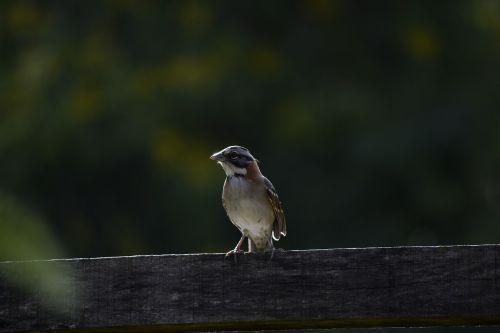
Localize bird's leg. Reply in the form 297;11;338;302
225;234;246;260
266;237;276;262
246;238;257;254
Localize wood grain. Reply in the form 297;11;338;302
1;245;500;332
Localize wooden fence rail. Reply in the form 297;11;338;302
1;245;500;332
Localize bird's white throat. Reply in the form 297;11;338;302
218;161;247;176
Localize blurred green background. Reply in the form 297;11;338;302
2;0;500;259
1;1;500;331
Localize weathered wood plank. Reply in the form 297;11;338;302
1;245;500;332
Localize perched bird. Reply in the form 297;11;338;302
210;145;286;257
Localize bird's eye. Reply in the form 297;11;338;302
229;152;238;160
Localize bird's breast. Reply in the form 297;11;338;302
223;177;274;236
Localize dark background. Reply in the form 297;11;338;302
1;1;500;332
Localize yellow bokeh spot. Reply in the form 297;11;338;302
131;53;225;97
403;25;440;60
179;1;213;34
249;46;283;77
151;129;216;187
472;1;500;31
305;0;339;19
68;84;102;121
6;2;40;31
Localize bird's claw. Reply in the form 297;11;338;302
225;249;244;263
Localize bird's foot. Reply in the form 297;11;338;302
225;249;244;257
225;249;244;263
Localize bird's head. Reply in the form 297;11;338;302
210;145;257;177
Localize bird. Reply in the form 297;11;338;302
210;145;286;257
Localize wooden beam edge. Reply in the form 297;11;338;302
2;243;499;264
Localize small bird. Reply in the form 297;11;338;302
210;146;286;257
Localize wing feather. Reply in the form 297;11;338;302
264;177;287;240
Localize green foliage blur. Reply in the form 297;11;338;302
1;0;500;262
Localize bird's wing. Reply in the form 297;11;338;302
264;177;287;240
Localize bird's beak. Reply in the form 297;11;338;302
210;151;224;162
